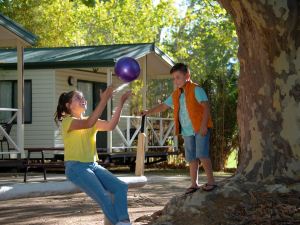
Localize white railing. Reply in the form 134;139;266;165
0;108;20;154
114;115;178;151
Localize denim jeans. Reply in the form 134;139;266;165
183;129;211;162
65;161;129;225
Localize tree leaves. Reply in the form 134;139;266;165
0;0;176;46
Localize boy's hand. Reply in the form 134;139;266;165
120;91;132;106
100;86;114;102
139;110;148;116
200;125;208;136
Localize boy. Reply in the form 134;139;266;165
142;63;217;194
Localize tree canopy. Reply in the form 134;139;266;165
0;0;176;46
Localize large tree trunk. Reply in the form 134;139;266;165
144;1;300;224
218;0;300;182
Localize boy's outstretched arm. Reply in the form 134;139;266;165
142;103;170;116
96;91;131;131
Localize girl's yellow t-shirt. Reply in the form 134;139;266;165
62;116;99;162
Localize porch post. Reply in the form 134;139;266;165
17;42;25;158
142;56;148;151
142;56;147;110
172;78;178;151
106;68;112;153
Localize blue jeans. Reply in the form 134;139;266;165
183;129;211;162
65;161;129;225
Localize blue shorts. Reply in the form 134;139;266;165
183;129;211;162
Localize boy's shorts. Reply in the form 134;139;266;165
183;129;211;162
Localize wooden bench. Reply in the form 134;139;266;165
24;147;147;225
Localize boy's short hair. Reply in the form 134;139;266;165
170;63;189;74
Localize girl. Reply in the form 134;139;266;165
54;86;132;225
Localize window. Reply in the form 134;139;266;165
0;80;32;123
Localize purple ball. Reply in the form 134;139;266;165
114;57;141;82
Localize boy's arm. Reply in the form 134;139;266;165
199;101;210;136
195;86;210;136
142;103;170;116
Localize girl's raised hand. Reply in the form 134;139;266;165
120;91;132;106
100;86;114;103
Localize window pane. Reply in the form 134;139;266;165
77;81;93;116
0;81;12;123
13;80;32;123
24;81;32;123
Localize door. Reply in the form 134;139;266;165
77;81;108;149
93;82;108;149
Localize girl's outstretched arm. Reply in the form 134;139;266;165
96;91;131;131
68;86;114;132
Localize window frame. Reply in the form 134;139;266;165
0;79;32;124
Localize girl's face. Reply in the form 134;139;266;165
68;91;87;115
172;71;189;88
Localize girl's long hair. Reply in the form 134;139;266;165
54;91;75;125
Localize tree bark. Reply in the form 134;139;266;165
217;0;300;182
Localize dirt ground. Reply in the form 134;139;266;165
0;171;230;225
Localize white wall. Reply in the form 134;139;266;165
0;69;55;149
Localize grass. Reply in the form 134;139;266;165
225;149;238;169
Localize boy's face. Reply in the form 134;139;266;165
172;71;189;88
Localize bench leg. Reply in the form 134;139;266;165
43;167;47;182
24;166;28;182
24;151;31;183
42;151;47;182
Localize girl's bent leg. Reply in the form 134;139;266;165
92;163;130;222
65;162;118;225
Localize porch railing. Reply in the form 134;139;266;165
0;108;20;154
113;116;178;151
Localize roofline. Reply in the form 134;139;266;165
0;43;175;70
154;46;175;67
112;43;155;62
0;13;37;46
16;42;154;51
0;60;115;70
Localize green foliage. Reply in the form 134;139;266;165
0;0;177;46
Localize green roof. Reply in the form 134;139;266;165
0;43;174;69
0;13;37;46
